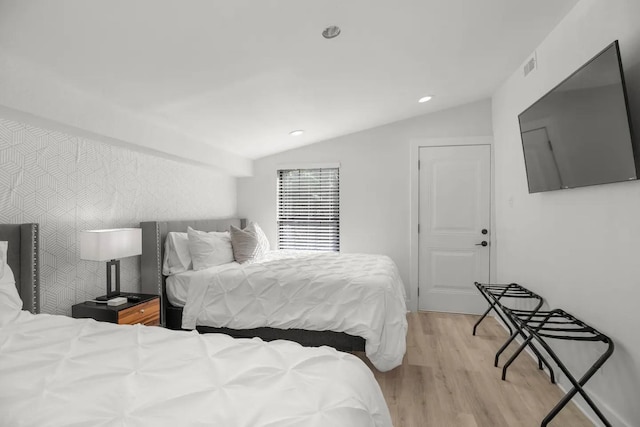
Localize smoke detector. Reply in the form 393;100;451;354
322;26;341;39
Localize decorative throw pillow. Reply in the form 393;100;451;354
229;222;269;264
254;222;270;253
0;241;23;319
187;227;235;270
162;232;193;275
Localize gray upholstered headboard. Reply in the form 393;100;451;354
140;218;245;323
0;223;40;314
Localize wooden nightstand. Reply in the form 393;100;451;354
72;293;160;326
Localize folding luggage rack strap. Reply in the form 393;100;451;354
473;282;556;383
501;308;615;427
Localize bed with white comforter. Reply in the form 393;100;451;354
167;251;408;372
0;310;393;427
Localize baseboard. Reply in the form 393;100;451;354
492;315;630;427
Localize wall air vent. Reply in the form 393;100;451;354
524;52;537;77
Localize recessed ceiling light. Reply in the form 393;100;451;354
418;96;433;103
289;130;304;137
322;26;341;39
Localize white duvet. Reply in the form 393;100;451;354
168;251;408;372
0;311;392;427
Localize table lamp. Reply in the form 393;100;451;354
80;228;142;301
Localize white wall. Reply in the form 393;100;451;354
492;1;640;425
237;99;493;309
0;59;252;176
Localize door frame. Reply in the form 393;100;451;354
409;136;496;312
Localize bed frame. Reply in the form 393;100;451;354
0;223;40;313
140;218;365;352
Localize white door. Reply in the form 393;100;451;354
418;145;491;314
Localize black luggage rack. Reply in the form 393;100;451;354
473;282;615;427
473;282;556;382
501;308;614;427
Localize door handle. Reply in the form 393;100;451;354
475;241;488;247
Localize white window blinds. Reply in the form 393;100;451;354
277;167;340;252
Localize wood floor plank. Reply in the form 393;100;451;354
357;312;593;427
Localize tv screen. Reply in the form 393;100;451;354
518;41;637;193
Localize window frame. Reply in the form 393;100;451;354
276;164;340;252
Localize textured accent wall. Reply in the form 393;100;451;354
0;117;236;315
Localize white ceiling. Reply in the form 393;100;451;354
0;0;579;174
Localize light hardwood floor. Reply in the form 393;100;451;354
356;312;592;427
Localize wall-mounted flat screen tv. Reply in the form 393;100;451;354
518;40;637;193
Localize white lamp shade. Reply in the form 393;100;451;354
80;228;142;261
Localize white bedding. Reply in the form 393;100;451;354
0;311;392;427
167;251;408;372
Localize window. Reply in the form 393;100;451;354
277;167;340;252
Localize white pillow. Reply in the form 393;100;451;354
229;222;270;264
162;232;193;275
187;227;234;271
0;241;23;324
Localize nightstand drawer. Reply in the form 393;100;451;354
118;299;160;326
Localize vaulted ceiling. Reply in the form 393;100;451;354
0;0;579;175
